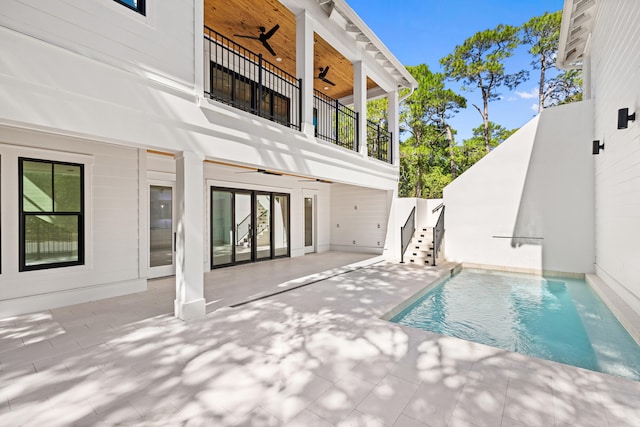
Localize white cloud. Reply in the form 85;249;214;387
516;87;539;100
531;103;539;113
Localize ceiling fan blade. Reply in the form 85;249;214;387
264;24;280;39
263;40;277;56
234;34;260;40
321;77;336;86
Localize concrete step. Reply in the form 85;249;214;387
405;254;435;266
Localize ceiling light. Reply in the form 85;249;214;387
276;57;282;62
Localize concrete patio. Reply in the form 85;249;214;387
1;253;639;426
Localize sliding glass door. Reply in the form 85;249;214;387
211;188;289;268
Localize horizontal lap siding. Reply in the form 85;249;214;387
591;1;640;309
0;0;195;89
330;184;388;251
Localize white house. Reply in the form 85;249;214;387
443;0;640;328
0;0;417;319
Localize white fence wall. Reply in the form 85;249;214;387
444;101;595;275
589;0;640;315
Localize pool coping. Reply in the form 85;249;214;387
379;263;462;321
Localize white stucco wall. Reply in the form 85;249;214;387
588;0;640;315
444;100;595;275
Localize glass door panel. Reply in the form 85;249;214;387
149;184;175;278
304;196;315;253
255;193;271;260
273;194;289;257
211;190;233;266
234;192;252;263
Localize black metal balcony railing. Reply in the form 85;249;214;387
367;120;392;163
204;26;301;130
203;26;393;162
313;89;359;152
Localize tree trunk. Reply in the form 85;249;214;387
483;93;490;153
446;124;456;178
538;55;546;113
415;166;422;198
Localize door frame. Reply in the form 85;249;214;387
148;180;176;278
303;189;318;254
210;186;291;269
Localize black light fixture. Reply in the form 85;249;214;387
617;108;636;129
592;140;604;155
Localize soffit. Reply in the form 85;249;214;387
557;0;599;69
204;0;378;99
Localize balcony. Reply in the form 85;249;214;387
203;26;393;164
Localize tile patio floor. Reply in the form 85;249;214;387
1;253;639;426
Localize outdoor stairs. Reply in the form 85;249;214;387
404;227;436;266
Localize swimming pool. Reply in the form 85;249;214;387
390;269;640;381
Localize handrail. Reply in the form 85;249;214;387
432;206;445;266
313;89;359;152
400;206;416;264
203;26;301;130
366;119;392;164
431;202;444;214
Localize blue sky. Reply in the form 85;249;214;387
347;0;565;141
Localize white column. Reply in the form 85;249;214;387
387;89;400;166
296;11;315;136
194;0;205;96
353;60;367;157
174;150;206;321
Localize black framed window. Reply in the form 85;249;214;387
19;158;84;271
113;0;146;15
210;63;290;127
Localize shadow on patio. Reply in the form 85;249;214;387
1;259;639;426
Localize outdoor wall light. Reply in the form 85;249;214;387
592;140;604;155
617;108;636;129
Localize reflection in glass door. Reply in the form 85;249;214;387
255;193;271;260
211;188;289;268
234;192;252;263
211;190;233;266
304;192;316;253
273;194;289;257
149;184;175;278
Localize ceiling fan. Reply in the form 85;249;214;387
316;66;336;86
234;24;280;56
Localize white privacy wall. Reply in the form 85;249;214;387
589;1;640;315
444;101;595;274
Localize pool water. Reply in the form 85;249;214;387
391;269;640;381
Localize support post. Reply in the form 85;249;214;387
353;60;368;157
296;11;315;136
387;89;400;166
174;150;206;321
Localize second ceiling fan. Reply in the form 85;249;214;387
234;24;280;56
316;66;335;86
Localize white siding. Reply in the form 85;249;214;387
0;0;195;89
0;128;144;316
330;184;388;254
590;1;640;314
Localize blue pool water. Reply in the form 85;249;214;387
391;269;640;381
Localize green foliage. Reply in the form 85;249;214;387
440;24;527;153
398;65;466;198
547;69;583;106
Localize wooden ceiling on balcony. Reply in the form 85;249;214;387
204;0;377;100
